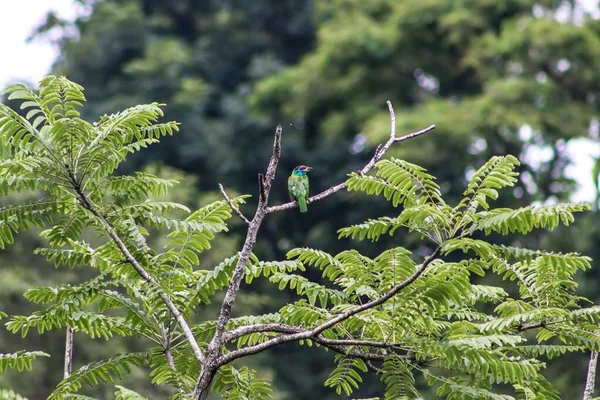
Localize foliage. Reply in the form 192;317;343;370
114;385;149;400
2;1;600;393
24;2;600;397
212;365;273;400
0;389;29;400
0;77;244;399
4;48;600;400
268;155;593;399
3;75;595;399
0;351;49;373
0;76;597;399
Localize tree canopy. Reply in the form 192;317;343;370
2;0;600;398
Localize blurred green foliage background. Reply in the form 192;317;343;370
2;0;600;398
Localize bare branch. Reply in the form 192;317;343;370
63;325;73;379
518;320;560;332
224;324;412;363
217;247;441;366
358;124;435;176
388;100;396;138
161;324;177;371
394;125;436;143
218;183;250;224
194;124;283;398
313;337;407;349
266;102;435;214
224;322;408;351
584;350;598;400
224;323;301;342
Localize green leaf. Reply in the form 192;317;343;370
49;352;153;399
0;351;50;373
324;355;367;396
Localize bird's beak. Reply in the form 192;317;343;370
305;166;313;171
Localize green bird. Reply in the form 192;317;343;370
288;165;312;213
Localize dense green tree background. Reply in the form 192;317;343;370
2;0;600;398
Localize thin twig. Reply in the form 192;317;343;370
161;324;177;371
266;102;435;214
518;321;561;332
583;350;598;400
394;125;437;143
218;183;250;224
319;342;388;361
63;325;73;379
224;323;301;342
161;323;186;394
365;360;383;374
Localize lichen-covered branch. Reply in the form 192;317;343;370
63;326;73;379
225;324;410;362
583;350;598;400
224;323;408;350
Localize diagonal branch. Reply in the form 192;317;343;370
266;101;435;214
72;183;205;364
216;246;441;366
218;183;250;224
209;125;281;344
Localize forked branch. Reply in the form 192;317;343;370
194;125;283;399
216;247;440;366
266;101;435;214
194;103;434;399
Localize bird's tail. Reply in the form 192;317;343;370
298;197;308;213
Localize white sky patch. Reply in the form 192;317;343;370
565;138;600;202
0;0;78;87
521;143;554;170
